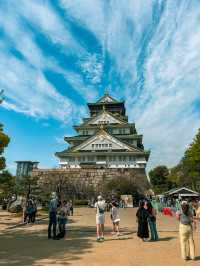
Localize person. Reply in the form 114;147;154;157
136;200;149;241
95;195;106;242
57;201;68;239
31;198;37;223
24;199;34;223
146;201;158;241
66;201;71;216
48;192;59;240
176;201;195;261
69;200;73;216
124;196;128;208
26;200;34;223
110;201;120;236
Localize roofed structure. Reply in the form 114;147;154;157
55;92;150;169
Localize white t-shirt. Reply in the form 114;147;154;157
95;200;106;215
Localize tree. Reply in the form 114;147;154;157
0;90;10;171
16;174;39;201
149;165;171;193
104;176;142;200
0;170;15;200
181;129;200;190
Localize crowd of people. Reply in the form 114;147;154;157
136;198;200;261
46;193;200;261
93;195;200;261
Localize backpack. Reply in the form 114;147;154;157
97;203;105;214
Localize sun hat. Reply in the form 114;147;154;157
97;195;102;201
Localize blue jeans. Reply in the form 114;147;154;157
148;218;159;240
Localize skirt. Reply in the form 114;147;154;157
96;214;105;225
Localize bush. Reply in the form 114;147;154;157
74;199;88;206
9;204;22;213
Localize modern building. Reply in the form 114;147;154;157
56;92;150;169
15;161;39;179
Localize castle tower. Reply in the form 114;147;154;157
56;92;150;170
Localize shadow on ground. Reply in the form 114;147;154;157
158;236;176;241
0;221;96;266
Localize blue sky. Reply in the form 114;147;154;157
0;0;200;174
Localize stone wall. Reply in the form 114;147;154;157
32;167;150;196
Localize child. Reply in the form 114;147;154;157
110;201;120;236
57;202;68;239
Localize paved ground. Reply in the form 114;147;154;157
0;207;200;266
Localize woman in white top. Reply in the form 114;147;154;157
94;195;106;242
110;201;120;236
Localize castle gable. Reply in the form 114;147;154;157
97;94;117;103
72;130;139;152
87;111;126;125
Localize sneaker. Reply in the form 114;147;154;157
101;236;104;241
96;237;101;242
190;257;195;261
116;232;120;237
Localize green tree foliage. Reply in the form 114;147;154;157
16;175;39;200
181;129;200;190
149;165;172;193
0;90;10;170
104;177;141;199
0;170;15;200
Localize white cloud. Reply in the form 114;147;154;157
1;0;200;171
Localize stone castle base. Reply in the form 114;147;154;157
32;167;150;197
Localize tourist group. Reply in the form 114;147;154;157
47;193;200;261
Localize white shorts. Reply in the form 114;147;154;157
113;218;120;223
96;214;105;225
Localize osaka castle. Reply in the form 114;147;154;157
56;92;150;169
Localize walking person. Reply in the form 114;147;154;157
110;201;120;236
136;200;149;241
146;201;159;241
48;192;59;240
176;201;195;261
95;195;106;242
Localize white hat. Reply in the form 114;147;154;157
181;200;188;205
51;192;57;199
97;195;102;200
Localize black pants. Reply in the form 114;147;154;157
58;224;65;238
31;211;36;223
48;212;57;239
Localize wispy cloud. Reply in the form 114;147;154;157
1;0;200;170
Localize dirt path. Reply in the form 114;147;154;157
0;208;199;266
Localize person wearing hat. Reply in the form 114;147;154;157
48;192;59;240
94;195;106;242
176;201;195;260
